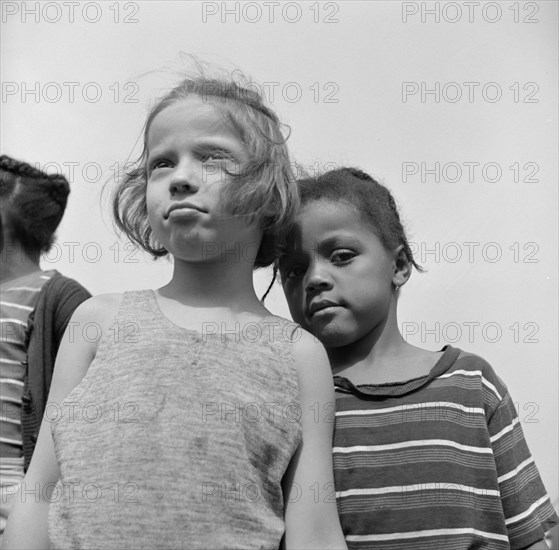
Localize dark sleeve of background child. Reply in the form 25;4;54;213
22;274;91;471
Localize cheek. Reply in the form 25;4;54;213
145;199;157;228
209;181;235;216
145;193;164;239
145;184;162;214
289;308;307;329
281;282;295;301
280;282;292;303
283;284;305;319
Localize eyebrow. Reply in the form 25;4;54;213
318;235;362;250
194;141;243;162
279;235;362;263
146;138;246;166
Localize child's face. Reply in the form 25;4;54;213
279;200;398;347
145;97;260;263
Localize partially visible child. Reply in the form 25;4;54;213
0;156;91;542
279;167;558;549
2;74;346;549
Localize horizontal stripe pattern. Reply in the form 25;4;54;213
333;347;558;549
335;439;494;455
337;482;500;499
347;527;509;543
1;286;42;292
0;302;34;311
0;272;52;463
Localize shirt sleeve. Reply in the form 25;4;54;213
488;390;559;549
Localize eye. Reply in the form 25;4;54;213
200;153;224;162
330;249;356;265
197;149;232;164
281;265;307;280
149;158;172;172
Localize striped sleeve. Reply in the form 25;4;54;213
488;389;558;549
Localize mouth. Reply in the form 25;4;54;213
308;299;341;317
165;202;207;219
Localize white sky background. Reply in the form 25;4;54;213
1;0;557;510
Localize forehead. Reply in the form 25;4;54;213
296;200;363;235
284;199;379;252
147;97;243;150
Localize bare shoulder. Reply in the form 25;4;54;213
66;293;124;354
290;328;333;393
48;293;124;400
71;292;123;325
291;328;328;362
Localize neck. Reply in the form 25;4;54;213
160;256;265;313
0;243;42;284
327;300;407;373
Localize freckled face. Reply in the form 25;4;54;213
145;97;261;263
279;200;397;347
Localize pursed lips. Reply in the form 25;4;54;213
165;202;207;219
308;299;341;316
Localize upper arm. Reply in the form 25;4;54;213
25;293;121;484
488;389;558;549
282;330;346;549
2;294;121;548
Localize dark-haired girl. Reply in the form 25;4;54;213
279;167;557;550
0;155;91;542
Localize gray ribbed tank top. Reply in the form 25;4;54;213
48;290;302;549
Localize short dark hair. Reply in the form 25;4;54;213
296;167;422;271
0;155;69;254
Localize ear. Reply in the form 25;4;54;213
392;245;412;289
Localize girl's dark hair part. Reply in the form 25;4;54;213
0;155;70;254
296;167;423;272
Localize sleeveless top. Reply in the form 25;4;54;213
48;290;302;550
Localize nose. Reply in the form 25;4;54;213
304;262;333;294
169;161;199;196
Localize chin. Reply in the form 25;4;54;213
319;336;353;349
168;249;208;263
311;321;353;348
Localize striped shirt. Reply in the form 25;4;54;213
1;271;53;477
333;346;558;550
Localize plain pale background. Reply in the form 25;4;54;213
2;0;557;515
